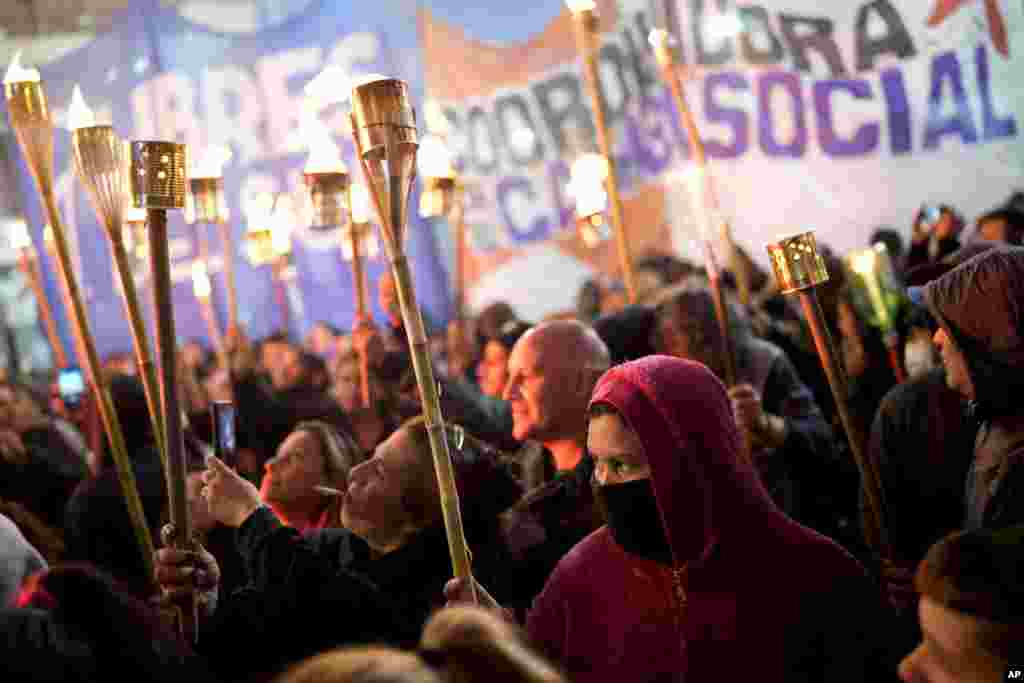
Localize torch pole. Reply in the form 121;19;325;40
573;8;637;303
217;222;239;333
148;208;198;640
651;32;741;387
43;184;158;583
5;79;156;588
128;139;197;639
452;199;468;326
385;190;475;592
347;221;372;407
42;235;91;375
768;233;888;554
351;79;477;601
108;231;169;473
18;250;68;368
797;290;887;550
198;295;227;370
272;257;293;336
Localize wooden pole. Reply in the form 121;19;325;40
42;185;158;584
797;290;887;551
41;233;90;374
350;79;477;601
572;8;638;303
5;79;156;588
347;222;372;407
272;257;292;336
107;231;169;475
217;222;240;333
768;232;889;554
17;250;68;368
147;208;198;640
452;200;468;324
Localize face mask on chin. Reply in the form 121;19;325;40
598;478;674;566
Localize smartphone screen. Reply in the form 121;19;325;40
211;401;237;467
58;367;86;408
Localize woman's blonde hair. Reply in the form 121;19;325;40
275;646;440;683
420;606;566;683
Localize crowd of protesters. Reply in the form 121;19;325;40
0;194;1023;682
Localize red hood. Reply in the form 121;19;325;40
590;356;780;565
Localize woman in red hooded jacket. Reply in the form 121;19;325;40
451;355;891;682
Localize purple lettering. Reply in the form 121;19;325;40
813;80;879;156
881;67;912;154
758;71;807;158
924;52;978;149
703;72;750;158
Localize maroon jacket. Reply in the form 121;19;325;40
526;357;885;683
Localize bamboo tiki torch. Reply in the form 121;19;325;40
243;193;291;332
767;232;888;553
567;0;637;303
69;86;169;476
187;147;234;335
3;54;156;586
345;183;377;407
567;153;613;251
350;78;477;601
303;134;373;406
9;218;68;368
846;245;907;383
127;139;198;638
649;29;740;388
217;219;240;335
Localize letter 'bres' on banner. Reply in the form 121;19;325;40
419;0;1024;321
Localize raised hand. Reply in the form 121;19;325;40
201;455;263;528
153;541;220;617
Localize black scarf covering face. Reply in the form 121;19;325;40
598;478;674;565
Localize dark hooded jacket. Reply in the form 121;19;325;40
922;246;1024;530
593;305;658;366
526;357;885;683
868;367;975;564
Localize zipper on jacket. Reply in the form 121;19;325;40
669;564;688;669
671;567;687;612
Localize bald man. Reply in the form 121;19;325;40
504;321;611;475
493;321;611;612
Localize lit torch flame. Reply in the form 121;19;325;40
302;120;347;175
564;0;596;13
191;261;212;300
3;50;41;84
568;153;609;218
418;135;455;179
67;84;97;129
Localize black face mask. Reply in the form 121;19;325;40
598;478;674;566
